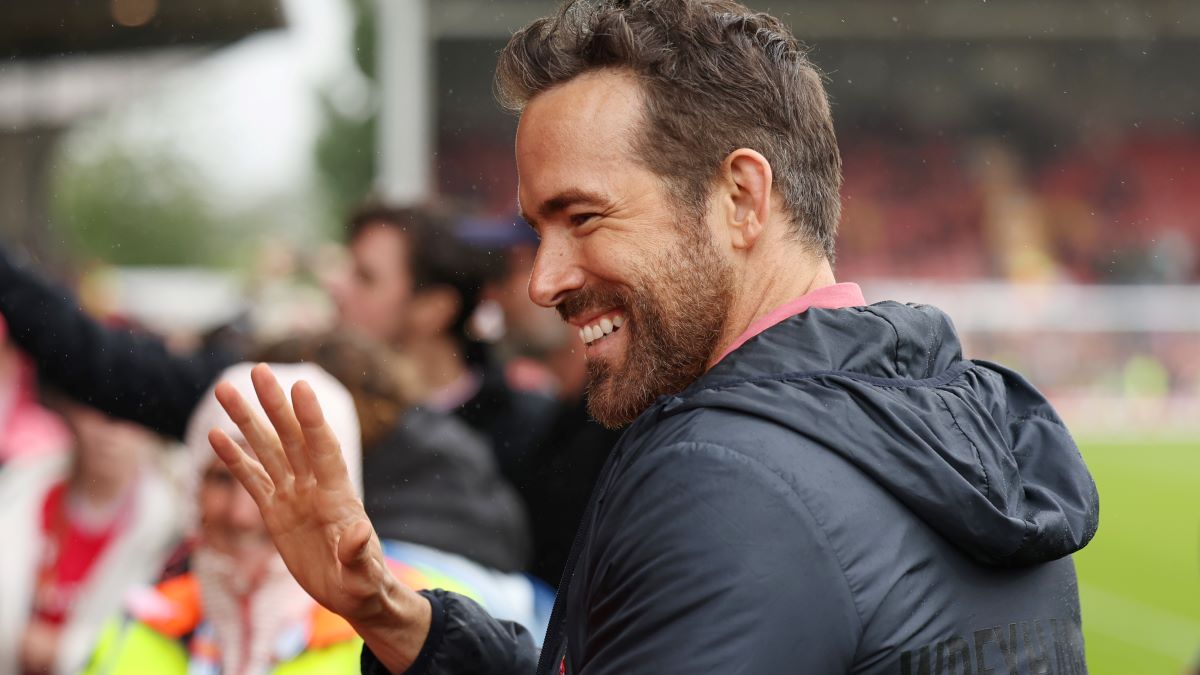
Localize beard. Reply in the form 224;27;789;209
558;222;734;429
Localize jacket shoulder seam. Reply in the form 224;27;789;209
1008;409;1066;429
859;306;902;373
932;389;991;502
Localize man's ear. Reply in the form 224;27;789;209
407;286;462;338
718;148;773;251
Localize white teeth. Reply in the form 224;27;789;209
580;314;626;345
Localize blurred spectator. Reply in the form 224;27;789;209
87;364;365;674
84;362;547;674
328;203;557;466
0;398;182;675
0;315;71;464
971;140;1064;282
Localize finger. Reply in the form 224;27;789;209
291;379;354;485
337;518;376;570
208;428;274;503
250;363;312;480
213;381;293;485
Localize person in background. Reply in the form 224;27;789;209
0;396;182;675
88;361;546;674
85;363;364;675
329;203;557;466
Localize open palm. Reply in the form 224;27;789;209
207;364;403;624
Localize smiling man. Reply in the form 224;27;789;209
207;1;1099;674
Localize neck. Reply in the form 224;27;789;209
710;246;836;368
402;335;470;399
69;471;130;507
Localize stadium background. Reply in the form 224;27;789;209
1;1;1197;672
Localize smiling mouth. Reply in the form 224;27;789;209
579;312;626;345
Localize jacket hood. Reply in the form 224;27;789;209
660;301;1099;566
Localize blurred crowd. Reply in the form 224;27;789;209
836;130;1200;284
0;202;620;674
437;127;1200;285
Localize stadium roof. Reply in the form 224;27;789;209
0;0;284;59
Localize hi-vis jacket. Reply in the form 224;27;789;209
83;574;360;675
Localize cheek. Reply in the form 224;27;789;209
197;489;226;529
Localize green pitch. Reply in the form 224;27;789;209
1075;438;1200;674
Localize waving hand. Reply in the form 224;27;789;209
208;363;429;673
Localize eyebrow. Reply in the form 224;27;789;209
520;188;611;229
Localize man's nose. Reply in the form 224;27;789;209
528;231;585;308
325;272;350;308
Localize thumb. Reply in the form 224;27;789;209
337;518;376;570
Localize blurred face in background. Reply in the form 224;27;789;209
519;71;734;428
59;403;152;489
198;455;275;574
330;222;414;346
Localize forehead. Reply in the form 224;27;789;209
516;70;645;206
350;223;410;270
352;222;407;252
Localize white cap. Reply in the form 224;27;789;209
184;362;363;496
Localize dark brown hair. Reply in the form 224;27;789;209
347;202;504;343
496;0;843;259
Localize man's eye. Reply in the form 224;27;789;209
570;213;600;227
204;470;235;487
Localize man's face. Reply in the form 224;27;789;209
330;222;413;345
62;404;151;486
198;457;275;570
517;70;734;428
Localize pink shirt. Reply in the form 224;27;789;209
713;282;866;365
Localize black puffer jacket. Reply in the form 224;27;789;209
366;300;1098;674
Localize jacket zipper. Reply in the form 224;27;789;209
535;416;645;675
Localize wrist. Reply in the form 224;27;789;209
350;577;432;674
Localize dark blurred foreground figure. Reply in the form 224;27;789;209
206;1;1100;674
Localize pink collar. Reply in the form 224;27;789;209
712;282;865;365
